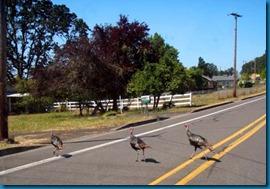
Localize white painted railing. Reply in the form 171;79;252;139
53;92;192;111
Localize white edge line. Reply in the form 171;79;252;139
0;96;265;176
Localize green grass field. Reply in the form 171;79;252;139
8;111;153;134
1;85;266;149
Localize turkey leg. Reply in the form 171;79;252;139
190;146;197;159
136;151;139;162
142;149;145;161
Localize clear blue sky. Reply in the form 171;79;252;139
52;0;266;73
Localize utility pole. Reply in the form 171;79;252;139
254;59;256;74
228;13;242;98
0;0;8;140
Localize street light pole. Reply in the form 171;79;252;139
229;13;242;98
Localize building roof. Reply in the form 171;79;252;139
202;75;213;81
202;75;235;82
212;75;234;81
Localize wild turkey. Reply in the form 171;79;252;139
129;127;150;162
50;130;63;156
184;124;215;160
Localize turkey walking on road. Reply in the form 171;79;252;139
184;124;215;160
129;127;150;162
50;130;63;156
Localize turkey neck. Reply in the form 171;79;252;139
186;127;192;137
130;131;136;140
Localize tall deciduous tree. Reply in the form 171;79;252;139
218;67;234;76
186;66;203;91
32;15;149;114
240;53;266;75
91;15;150;111
6;0;89;85
197;57;218;78
128;34;189;109
260;68;266;80
31;37;93;115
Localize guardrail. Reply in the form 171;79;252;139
53;92;192;111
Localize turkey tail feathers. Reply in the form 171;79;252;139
145;144;151;148
140;143;151;149
58;143;63;151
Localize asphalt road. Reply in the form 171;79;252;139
0;95;266;185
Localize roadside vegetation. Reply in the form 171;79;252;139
1;0;266;148
0;85;265;150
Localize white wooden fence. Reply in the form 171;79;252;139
53;92;192;111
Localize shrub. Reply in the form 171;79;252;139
244;81;253;88
16;95;53;114
238;81;244;88
162;101;175;110
55;104;68;112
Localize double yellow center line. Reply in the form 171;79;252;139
149;114;266;185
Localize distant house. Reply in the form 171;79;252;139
6;83;29;113
202;75;217;89
212;75;235;88
202;75;237;89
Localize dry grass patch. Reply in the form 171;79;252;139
5;112;154;148
1;86;265;150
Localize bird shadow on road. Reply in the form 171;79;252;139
144;158;161;163
200;157;221;162
61;154;72;158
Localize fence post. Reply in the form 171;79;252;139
52;91;194;111
119;95;123;114
189;92;192;106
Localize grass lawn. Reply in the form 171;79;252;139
8;111;152;133
0;86;266;150
1;112;153;148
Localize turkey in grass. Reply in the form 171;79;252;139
129;127;150;162
184;124;215;160
50;130;63;156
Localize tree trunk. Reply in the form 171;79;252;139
153;96;156;110
78;101;83;116
112;96;118;111
92;101;105;115
155;95;161;109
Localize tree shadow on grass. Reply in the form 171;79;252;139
0;146;43;157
